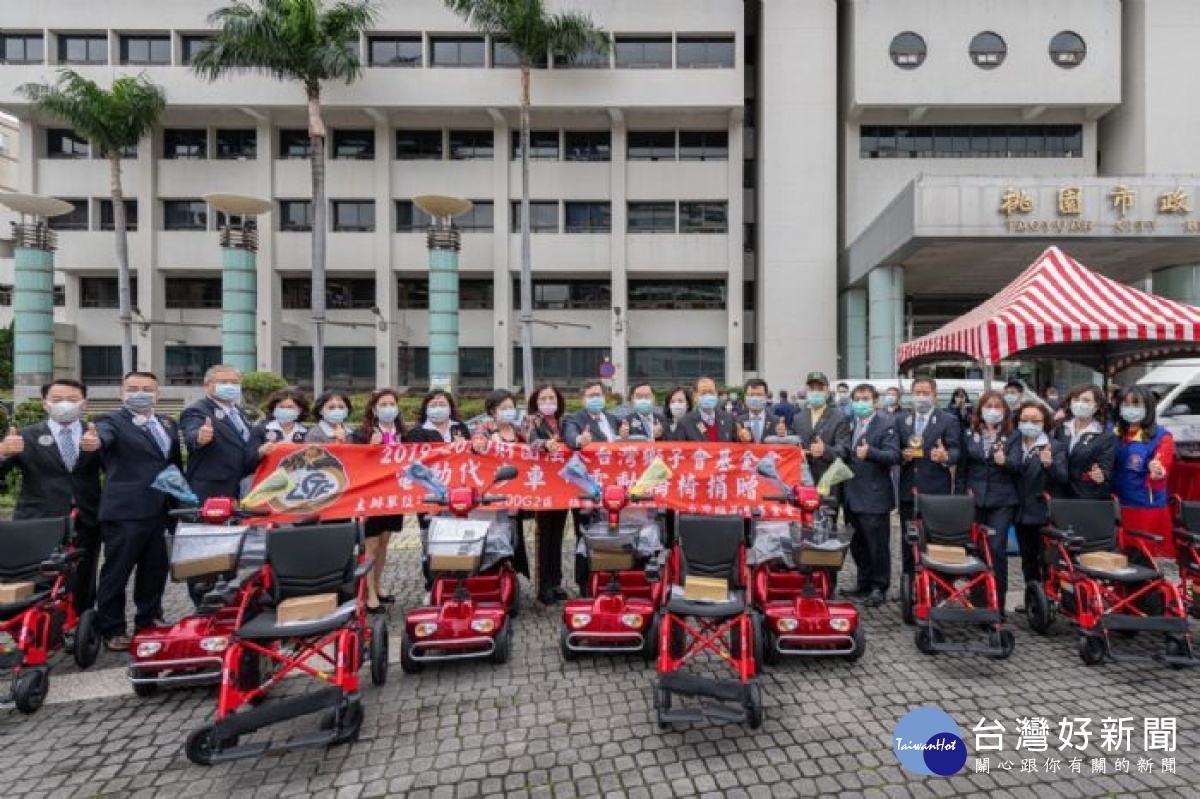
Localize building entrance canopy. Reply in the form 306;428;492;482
845;176;1200;296
896;245;1200;374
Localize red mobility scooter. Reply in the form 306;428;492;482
1026;497;1194;667
559;483;667;661
0;515;100;714
754;462;864;662
185;517;387;765
400;464;520;673
128;497;271;697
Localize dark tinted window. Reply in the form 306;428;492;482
279;200;312;232
564;202;611;233
369;35;422;67
449;130;493;160
166;277;222;309
331;200;375;232
166;346;222;385
163;199;208;231
511;201;559;233
59;35;107;65
1;34;44;64
164;129;207;159
860;125;1085;158
431;36;485;67
676;36;735;68
281;278;376;310
279;129;312;159
181;35;214;66
564;131;610;162
396;130;442;160
216;129;256;159
679;201;727;234
47;200;87;231
120;35;170;65
629;347;725;385
99;199;138;231
395;201;433;232
511;130;559;160
628;131;675;161
80;277;137;308
889;32;926;69
332;129;374;160
615;36;671;68
47;129;88;158
679;131;728;161
628;280;726;310
628;202;675;233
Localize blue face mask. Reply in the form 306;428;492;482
852;400;873;418
746;396;767;411
496;408;518;424
584;396;606;414
881;395;898;408
124;392;155;413
1018;422;1043;439
214;382;242;404
427;405;450;423
323;408;348;425
633;397;654;414
697;394;718;411
376;405;399;424
273;407;299;425
806;391;826;408
1120;405;1146;425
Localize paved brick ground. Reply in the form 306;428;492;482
1;519;1197;798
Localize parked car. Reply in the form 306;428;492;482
1138;360;1200;460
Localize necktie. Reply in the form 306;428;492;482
149;418;170;457
916;414;927;437
59;427;77;471
643;415;655;440
595;414;614;442
229;409;249;442
753;416;762;442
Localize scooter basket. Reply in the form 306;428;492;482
582;524;640;571
169;524;248;581
427;517;490;574
795;522;851;569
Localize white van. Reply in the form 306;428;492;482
1136;360;1200;459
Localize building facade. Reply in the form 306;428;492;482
0;0;1196;396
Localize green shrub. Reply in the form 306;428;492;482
12;398;47;427
242;371;289;408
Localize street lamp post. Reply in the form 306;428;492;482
203;193;272;374
0;193;74;396
414;195;473;394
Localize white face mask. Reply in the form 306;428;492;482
669;402;687;419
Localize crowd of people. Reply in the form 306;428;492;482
0;365;1176;651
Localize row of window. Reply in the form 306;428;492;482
47;127;729;163
889;30;1087;70
81;344;728;388
859;125;1084;159
75;276;731;312
51;198;728;234
1;32;734;70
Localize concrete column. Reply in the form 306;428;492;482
840;288;867;378
868;265;903;379
13;235;55;389
609;110;628;397
255;114;280;373
220;246;256;372
726;110;745;386
1153;264;1200;306
372;116;395;387
491;112;512;390
427;228;461;392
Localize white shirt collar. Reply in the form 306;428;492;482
47;418;81;437
266;419;306;436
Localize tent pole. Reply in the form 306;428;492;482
982;361;993;391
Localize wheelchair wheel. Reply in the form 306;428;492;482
12;668;48;714
988;629;1016;660
914;627;942;656
73;609;101;669
321;699;364;745
185;724;237;766
1078;634;1106;666
745;681;764;730
1024;583;1052;635
369;616;389;687
730;613;762;663
490;622;513;665
132;680;159;699
399;632;423;674
1165;636;1190;670
846;627;866;662
667;618;687;660
640;612;659;663
900;573;915;625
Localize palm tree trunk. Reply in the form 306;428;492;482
308;89;327;396
518;64;534;399
111;155;134;375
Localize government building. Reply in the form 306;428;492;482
0;0;1196;396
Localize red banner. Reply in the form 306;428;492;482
242;442;805;521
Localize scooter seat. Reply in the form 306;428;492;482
0;591;51;620
666;586;746;618
236;601;357;640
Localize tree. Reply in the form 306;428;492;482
19;71;166;376
193;0;378;396
444;0;609;398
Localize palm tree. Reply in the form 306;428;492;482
445;0;609;398
193;0;378;396
19;71;166;376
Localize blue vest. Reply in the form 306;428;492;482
1114;428;1166;509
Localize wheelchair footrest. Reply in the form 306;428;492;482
207;741;271;764
214;685;342;740
659;672;745;703
284;729;340;750
1101;615;1189;634
658;703;746;725
928;606;1000;625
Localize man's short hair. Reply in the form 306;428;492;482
41;379;87;398
204;364;242;383
123;370;159;383
911;376;937;393
629;381;654;396
744;378;768;394
581;379;604;394
836;382;849;390
852;382;878;399
1005;379;1025;392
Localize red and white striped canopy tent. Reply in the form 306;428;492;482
896;246;1200;374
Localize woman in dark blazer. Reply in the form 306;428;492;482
1051;384;1115;500
522;383;570;604
1009;401;1068;598
403;389;469;443
955;389;1020;612
248;388;310;453
351;388;406;612
663;385;693;441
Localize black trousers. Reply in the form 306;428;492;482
97;518;169;638
847;510;891;592
535;510;567;595
571;509;592;597
975;506;1016;611
1016;523;1046;586
899;503;917;576
72;522;101;617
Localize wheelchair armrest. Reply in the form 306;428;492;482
201;579;241;609
904;523;920;544
1125;527;1164;545
1175;526;1200;546
39;549;84;574
353;556;376;579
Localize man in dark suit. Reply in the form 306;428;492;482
0;379;103;615
896;376;962;581
773;390;797;429
674;376;741;443
842;384;901;608
179;364;258;501
563;379;622;450
621;381;666;441
737;378;780;444
94;371;184;651
791;371;851;488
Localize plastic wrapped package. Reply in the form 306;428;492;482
750;521;798;567
169;524;248;581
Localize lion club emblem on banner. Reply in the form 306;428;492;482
242;445;350;514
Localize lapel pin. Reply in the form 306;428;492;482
37;434;53;447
